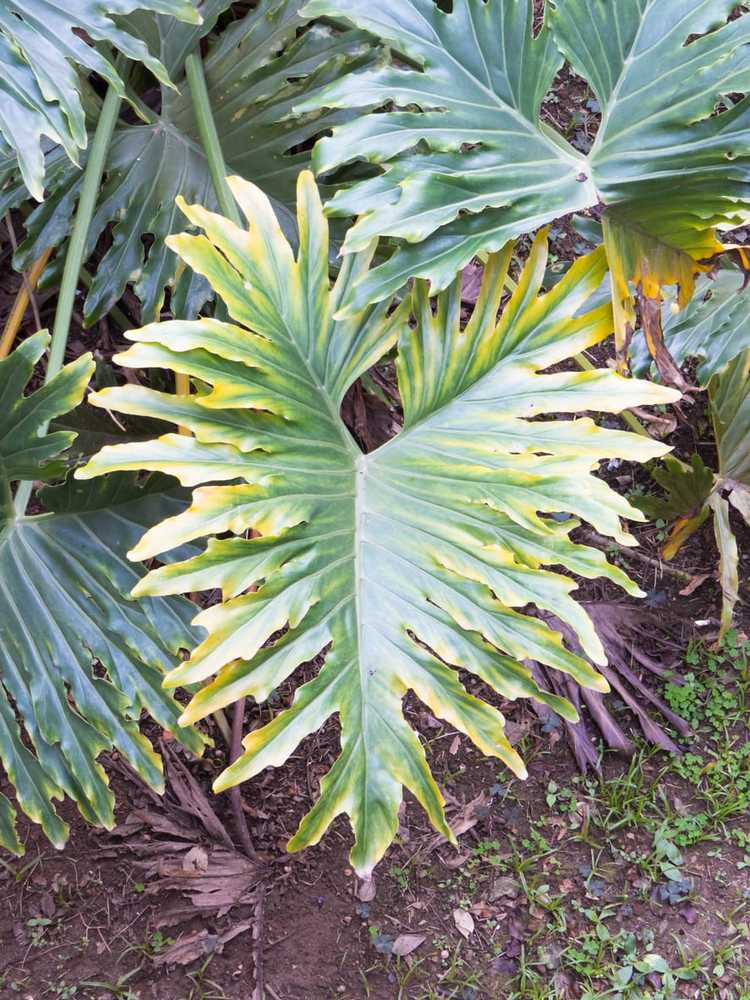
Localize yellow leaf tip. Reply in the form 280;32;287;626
212;773;233;795
593;675;610;695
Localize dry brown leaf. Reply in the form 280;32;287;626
153;929;218;967
460;261;484;304
630;407;678;439
503;720;530;746
428;792;492;850
441;852;471;870
153;919;254;967
489;876;520;901
392;933;426;957
453;908;475;938
182;845;209;873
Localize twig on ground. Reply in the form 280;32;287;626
230;697;258;861
582;530;697;583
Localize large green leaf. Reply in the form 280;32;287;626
0;333;204;855
6;0;373;326
711;350;750;490
0;0;200;200
297;0;750;348
77;172;678;874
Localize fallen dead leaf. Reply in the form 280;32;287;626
428;792;492;850
503;720;530;746
453;908;475;939
392;933;426;957
442;852;470;870
489;876;520;901
182;845;209;873
153;929;219;967
153;919;254;967
631;406;678;439
460;261;484;304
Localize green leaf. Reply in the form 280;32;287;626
0;331;93;485
712;350;750;484
632;454;714;523
709;490;740;639
631;270;750;492
298;0;592;309
0;337;205;855
8;0;374;325
0;0;200;200
77;171;678;875
298;0;750;338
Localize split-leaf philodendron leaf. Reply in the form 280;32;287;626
5;0;374;326
78;171;679;874
0;332;204;855
297;0;750;369
0;0;200;200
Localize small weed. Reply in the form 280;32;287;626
184;956;229;1000
389;864;410;893
27;916;54;947
79;968;141;1000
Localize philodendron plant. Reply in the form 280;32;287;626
297;0;750;377
76;172;678;875
0;332;204;854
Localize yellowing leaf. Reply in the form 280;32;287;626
602;212;721;381
392;934;425;956
78;172;679;875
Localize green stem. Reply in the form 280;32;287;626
185;52;242;229
14;78;124;516
185;51;253;766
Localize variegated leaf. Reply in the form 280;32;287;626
78;171;679;875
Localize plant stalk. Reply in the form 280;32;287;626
0;248;52;359
4;213;43;332
0;476;14;530
184;52;243;228
14;78;124;516
185;50;257;841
